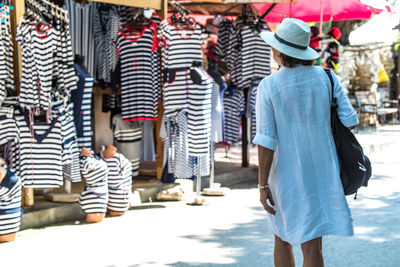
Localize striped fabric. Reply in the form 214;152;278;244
112;114;142;176
187;68;213;156
31;26;58;110
0;168;22;235
101;151;132;212
116;27;158;121
160;21;203;113
239;23;271;89
79;156;108;214
72;64;94;150
0;7;15;102
160;20;212;156
246;85;258;145
0;107;17;146
16;20;37;110
160;110;210;179
215;19;233;60
52;102;81;183
223;88;245;144
16;116;63;188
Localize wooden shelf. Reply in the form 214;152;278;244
92;85;121;95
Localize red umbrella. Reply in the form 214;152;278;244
254;0;383;23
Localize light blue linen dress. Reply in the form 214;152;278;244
253;65;358;245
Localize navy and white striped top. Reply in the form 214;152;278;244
223;88;245;144
117;27;158;121
16;116;63;188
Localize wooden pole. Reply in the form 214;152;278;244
14;0;34;207
241;88;249;167
155;0;168;180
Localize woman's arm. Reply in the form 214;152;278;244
258;145;276;215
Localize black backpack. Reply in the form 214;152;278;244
324;68;372;198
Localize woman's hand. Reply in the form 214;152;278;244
260;187;276;215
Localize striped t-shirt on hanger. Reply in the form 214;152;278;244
16;116;63;188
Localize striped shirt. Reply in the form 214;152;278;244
246;85;258;145
160;110;210;179
31;25;58;110
52;102;81;183
72;64;94;150
112;114;142;176
223;88;245;144
79;156;108;214
239;22;271;88
0;168;22;235
117;27;158;121
16;116;63;188
101;150;132;212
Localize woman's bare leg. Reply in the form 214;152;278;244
274;235;295;267
301;237;324;267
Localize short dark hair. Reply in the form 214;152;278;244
279;53;315;68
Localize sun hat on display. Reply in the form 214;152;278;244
260;18;319;60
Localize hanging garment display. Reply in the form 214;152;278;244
71;63;94;150
111;114;142;176
160;17;213;156
223;87;245;144
16;0;77;111
0;167;22;236
52;101;81;183
216;15;271;90
64;0;97;78
100;147;132;212
16;115;63;188
79;155;109;214
116;23;160;122
0;5;15;105
159;110;210;180
246;85;258;145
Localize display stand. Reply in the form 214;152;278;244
202;142;230;196
190;156;206;205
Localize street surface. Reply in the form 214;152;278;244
1;142;400;267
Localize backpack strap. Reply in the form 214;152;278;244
323;68;335;106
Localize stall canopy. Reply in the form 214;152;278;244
179;0;294;16
253;0;383;23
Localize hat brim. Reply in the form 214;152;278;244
261;31;320;61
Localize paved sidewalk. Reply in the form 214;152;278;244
2;136;399;267
19;124;400;230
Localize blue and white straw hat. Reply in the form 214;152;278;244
261;18;319;60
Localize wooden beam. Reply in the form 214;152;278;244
90;0;162;10
14;0;35;207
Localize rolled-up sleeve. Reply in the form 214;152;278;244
332;71;359;127
252;78;278;150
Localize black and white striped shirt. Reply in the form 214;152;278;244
16;116;63;188
0;168;22;235
79;156;108;214
101;150;132;212
112;114;142;177
223;88;245;144
117;27;158;121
